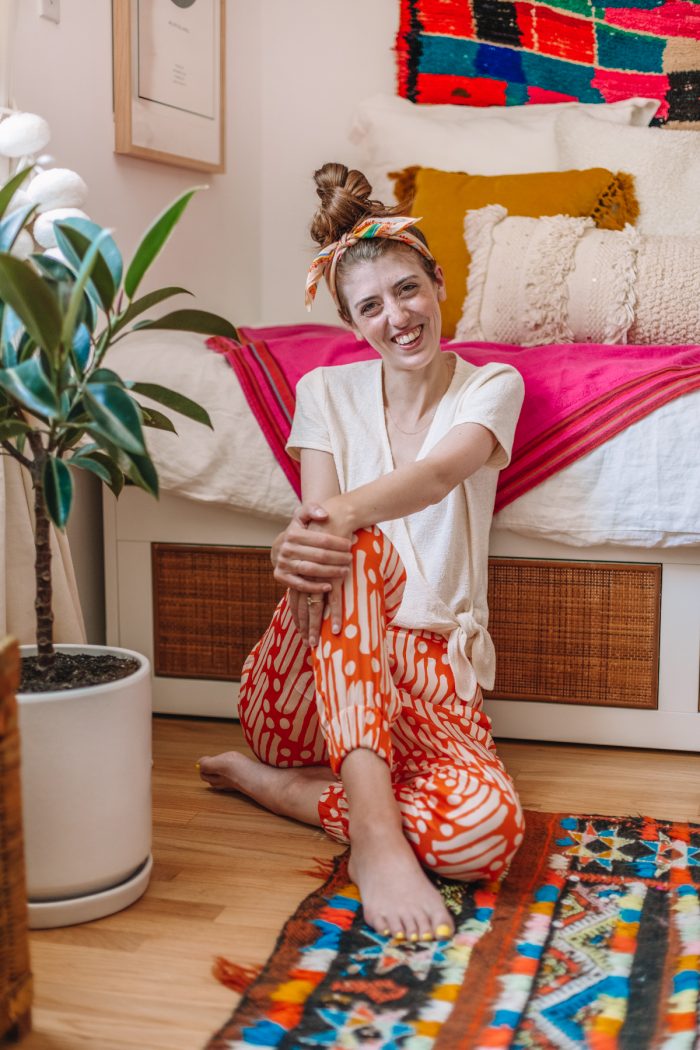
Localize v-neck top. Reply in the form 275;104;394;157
286;354;524;698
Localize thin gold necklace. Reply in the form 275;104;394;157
384;355;454;436
385;404;435;435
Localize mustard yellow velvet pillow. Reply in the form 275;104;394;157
390;166;639;339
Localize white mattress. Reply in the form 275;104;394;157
106;333;700;548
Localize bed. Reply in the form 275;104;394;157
103;27;700;749
103;330;700;751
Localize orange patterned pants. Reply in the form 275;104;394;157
238;527;524;880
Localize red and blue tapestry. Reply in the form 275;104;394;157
206;811;700;1049
397;0;700;125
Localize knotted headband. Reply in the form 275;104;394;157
304;215;435;311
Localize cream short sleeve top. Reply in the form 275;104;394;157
287;353;525;699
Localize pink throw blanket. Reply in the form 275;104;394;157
208;324;700;512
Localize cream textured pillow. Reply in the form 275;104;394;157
555;110;700;237
350;94;661;203
456;206;700;346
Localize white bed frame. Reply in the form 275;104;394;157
104;488;700;751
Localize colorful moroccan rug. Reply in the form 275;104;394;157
206;811;700;1049
396;0;700;126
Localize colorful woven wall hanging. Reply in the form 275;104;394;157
397;0;700;125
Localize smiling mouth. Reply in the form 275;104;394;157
393;325;423;347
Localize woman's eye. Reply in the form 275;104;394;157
400;283;418;295
361;302;379;315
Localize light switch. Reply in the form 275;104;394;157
39;0;60;24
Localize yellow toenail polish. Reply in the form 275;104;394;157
409;933;419;942
394;931;406;941
421;931;433;941
381;928;391;937
195;762;201;771
435;924;452;939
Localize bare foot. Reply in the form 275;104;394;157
197;751;332;826
197;751;257;791
348;824;454;943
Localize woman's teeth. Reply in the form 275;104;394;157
394;326;422;346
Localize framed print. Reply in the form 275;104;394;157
113;0;225;173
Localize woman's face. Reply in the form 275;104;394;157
340;246;446;372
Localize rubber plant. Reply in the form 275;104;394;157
0;166;239;685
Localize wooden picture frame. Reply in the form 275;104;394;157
113;0;225;174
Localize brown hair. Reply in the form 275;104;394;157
310;162;438;323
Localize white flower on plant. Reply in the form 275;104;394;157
34;207;90;249
0;109;91;259
5;187;32;214
27;168;88;212
0;112;51;157
10;229;34;259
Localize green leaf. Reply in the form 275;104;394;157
43;457;73;528
70;449;125;497
71;323;91;373
0;419;30;440
122;449;159;497
59;217;123;290
32;253;76;282
0;304;23;368
0;166;34;221
0;203;36;252
128;381;212;428
0;357;59;417
0;255;62;356
140;405;177;433
124;188;202;299
112;285;192;334
89;368;124;385
84;383;146;454
54;220;119;314
60;226;114;346
133;308;239;341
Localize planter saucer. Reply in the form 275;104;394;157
28;854;153;930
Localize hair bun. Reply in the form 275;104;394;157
310;162;391;247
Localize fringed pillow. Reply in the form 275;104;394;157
456;205;700;346
390;166;639;340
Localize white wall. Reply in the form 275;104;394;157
9;0;399;639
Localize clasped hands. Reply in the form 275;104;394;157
271;501;355;646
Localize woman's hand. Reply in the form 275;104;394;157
272;502;353;592
274;502;354;647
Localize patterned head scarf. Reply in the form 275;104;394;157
304;215;435;312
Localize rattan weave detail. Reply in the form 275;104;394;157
151;545;661;709
486;559;661;708
152;545;285;681
0;637;32;1040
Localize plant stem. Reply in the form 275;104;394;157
28;433;54;673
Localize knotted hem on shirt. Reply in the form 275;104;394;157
325;706;393;777
446;609;496;700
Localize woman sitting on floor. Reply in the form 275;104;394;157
199;162;525;942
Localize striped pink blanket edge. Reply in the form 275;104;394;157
207;324;700;513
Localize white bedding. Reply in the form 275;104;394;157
106;333;700;548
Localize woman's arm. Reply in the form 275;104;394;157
319;422;498;535
273;448;351;644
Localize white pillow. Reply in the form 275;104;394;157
555;110;700;236
456;205;700;346
350;93;661;203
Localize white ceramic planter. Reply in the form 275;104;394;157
17;644;153;929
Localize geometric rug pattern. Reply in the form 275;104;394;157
206;811;700;1048
397;0;700;126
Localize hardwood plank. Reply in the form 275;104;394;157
21;717;700;1050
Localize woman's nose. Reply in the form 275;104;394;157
387;299;411;327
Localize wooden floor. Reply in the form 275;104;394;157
21;717;700;1050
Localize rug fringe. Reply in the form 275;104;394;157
212;957;262;993
298;855;336;881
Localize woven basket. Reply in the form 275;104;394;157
0;637;32;1040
